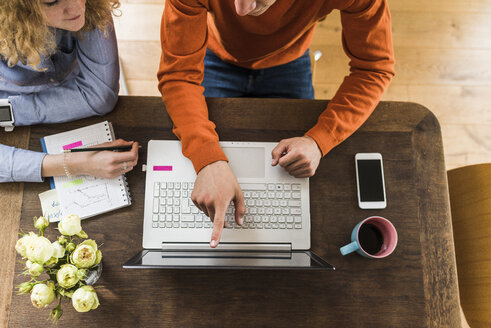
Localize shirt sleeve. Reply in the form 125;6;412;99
305;0;395;155
9;23;120;126
0;144;46;182
158;0;228;173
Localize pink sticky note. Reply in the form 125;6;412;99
63;141;83;150
154;166;173;171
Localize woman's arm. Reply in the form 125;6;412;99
0;140;139;183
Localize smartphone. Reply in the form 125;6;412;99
355;153;387;209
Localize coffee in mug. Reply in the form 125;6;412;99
340;216;397;258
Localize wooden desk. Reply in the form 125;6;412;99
2;97;460;327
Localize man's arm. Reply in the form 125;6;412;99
273;0;395;176
158;0;245;247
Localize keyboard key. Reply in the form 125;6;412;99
241;183;267;191
168;182;174;189
284;184;292;191
288;200;301;207
153;198;159;213
152;214;159;222
291;208;302;215
159;214;166;222
181;214;194;222
275;184;283;191
295;224;302;229
152;222;158;228
292;184;301;191
292;192;301;199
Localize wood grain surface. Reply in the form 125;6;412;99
0;128;30;328
4;97;460;327
448;164;491;327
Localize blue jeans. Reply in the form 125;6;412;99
203;49;314;99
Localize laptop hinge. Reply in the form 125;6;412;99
162;242;292;252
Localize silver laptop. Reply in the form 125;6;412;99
123;140;334;269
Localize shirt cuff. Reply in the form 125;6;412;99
12;148;46;182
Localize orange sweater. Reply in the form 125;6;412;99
158;0;395;173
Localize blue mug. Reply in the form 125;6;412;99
340;216;398;258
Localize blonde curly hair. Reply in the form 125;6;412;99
0;0;120;70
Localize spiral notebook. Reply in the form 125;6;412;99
40;121;131;221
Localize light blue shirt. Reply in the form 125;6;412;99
0;25;119;182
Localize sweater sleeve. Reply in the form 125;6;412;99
305;0;395;155
157;0;228;173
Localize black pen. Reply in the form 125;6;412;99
64;145;141;153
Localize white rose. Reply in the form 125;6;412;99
34;216;49;230
15;232;37;258
52;241;66;258
28;262;44;277
58;214;82;236
56;264;80;289
72;285;99;312
70;240;100;269
26;235;54;264
30;283;55;309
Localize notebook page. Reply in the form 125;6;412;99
42;121;131;220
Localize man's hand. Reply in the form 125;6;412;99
271;136;322;178
191;161;246;248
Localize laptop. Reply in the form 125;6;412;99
123;140;334;270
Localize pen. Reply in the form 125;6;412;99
64;145;142;153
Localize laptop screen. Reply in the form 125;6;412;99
123;250;335;270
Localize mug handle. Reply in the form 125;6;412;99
340;241;359;256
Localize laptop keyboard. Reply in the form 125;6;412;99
151;182;303;230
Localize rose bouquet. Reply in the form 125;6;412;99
15;214;102;323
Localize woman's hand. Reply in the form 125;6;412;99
69;139;139;178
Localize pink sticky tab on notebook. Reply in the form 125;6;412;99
153;166;173;171
62;141;83;150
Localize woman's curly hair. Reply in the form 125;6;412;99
0;0;120;70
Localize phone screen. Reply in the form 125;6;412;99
357;159;385;202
